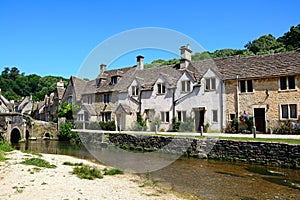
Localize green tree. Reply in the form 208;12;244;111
244;34;286;54
58;102;79;120
277;24;300;50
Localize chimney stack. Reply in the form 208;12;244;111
100;64;107;74
57;79;64;88
180;45;192;69
136;55;144;70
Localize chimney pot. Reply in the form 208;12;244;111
136;55;144;70
100;64;107;74
180;45;192;69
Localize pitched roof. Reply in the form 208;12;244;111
203;51;300;80
70;76;88;100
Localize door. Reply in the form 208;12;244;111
254;108;266;133
194;108;205;132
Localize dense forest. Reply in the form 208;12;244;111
145;24;300;68
0;24;299;101
0;67;68;101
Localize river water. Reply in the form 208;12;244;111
14;140;300;200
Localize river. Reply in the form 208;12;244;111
13;140;300;199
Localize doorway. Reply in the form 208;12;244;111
194;107;205;132
254;108;266;133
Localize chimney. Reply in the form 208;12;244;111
100;64;107;74
136;55;144;70
180;45;192;69
57;79;64;88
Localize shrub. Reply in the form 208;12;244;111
150;116;161;132
133;114;147;131
57;122;81;143
179;117;194;132
0;139;14;152
172;117;180;132
99;121;116;131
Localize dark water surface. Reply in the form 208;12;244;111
14;140;300;199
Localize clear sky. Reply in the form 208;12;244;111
0;0;299;79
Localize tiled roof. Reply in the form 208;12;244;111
197;51;300;80
70;76;88;100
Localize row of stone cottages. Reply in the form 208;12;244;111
61;46;300;133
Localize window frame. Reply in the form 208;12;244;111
111;76;118;85
280;103;297;120
131;85;139;96
161;111;170;123
212;110;218;123
101;112;112;122
103;93;110;103
181;80;191;93
177;110;187;122
279;76;296;91
240;79;253;93
157;83;166;94
205;77;216;91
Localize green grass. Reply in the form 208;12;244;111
63;161;84;166
0;140;14;152
72;166;103;180
218;137;300;144
0;151;7;161
103;168;124;175
20;158;57;168
22;150;42;157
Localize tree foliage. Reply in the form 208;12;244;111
0;67;68;101
58;102;79;120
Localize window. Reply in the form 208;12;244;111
177;111;187;122
181;80;191;93
280;76;296;90
101;112;111;122
104;94;110;103
131;86;139;96
96;78;101;87
111;76;118;85
212;110;218;122
161;111;170;123
230;113;236;121
281;104;297;119
205;78;216;91
87;95;93;104
240;80;253;93
67;96;72;104
77;114;84;121
157;83;166;94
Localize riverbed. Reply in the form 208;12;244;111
14;140;300;199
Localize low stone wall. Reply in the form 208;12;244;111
107;133;300;168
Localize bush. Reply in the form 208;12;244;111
150;116;161;132
273;120;300;134
99;121;116;131
133;114;147;131
179;117;194;132
72;166;103;180
57;122;81;143
172;117;181;132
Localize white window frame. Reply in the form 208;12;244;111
131;85;139;96
212;110;218;123
181;80;191;93
240;80;253;93
280;103;297;120
279;76;296;91
157;83;166;94
177;110;187;122
161;111;170;123
205;77;216;91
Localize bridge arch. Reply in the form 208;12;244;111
11;128;21;143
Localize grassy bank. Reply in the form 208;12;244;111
0;140;14;161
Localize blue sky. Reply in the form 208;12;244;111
0;0;299;79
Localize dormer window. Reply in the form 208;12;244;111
157;83;166;94
131;86;139;96
111;76;118;85
96;78;101;87
181;80;191;93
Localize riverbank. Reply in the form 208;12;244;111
0;150;183;200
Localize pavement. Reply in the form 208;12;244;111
73;129;300;139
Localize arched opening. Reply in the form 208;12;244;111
11;128;21;143
44;133;50;138
25;130;30;140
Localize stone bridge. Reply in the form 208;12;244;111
0;113;58;143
